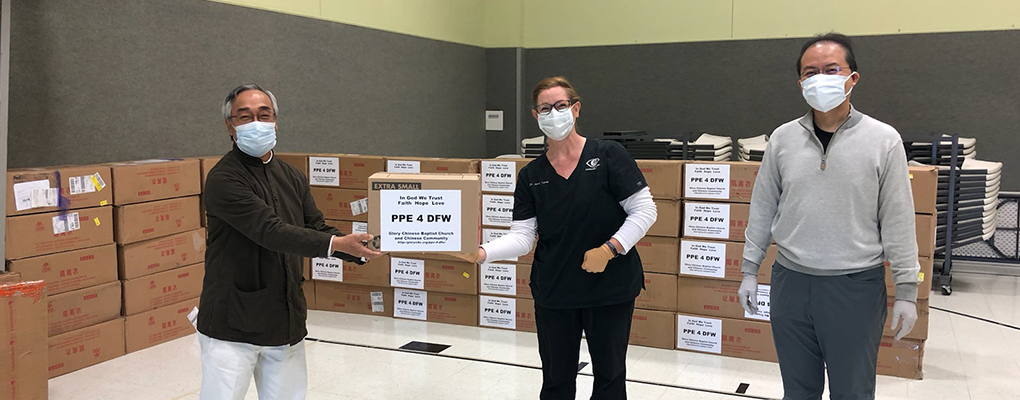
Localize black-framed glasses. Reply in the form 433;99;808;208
800;64;850;80
534;99;577;115
230;110;276;124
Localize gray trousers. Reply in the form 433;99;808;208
770;263;887;400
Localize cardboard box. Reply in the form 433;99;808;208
426;291;479;327
124;298;199;353
386;157;480;174
916;214;936;258
679;239;777;283
636;273;678;312
481;227;536;265
6;165;113;217
0;279;48;400
908;166;938;215
5;206;114;260
676;277;748;320
118;228;206;280
303;280;315;310
275;152;308;178
114;196;202;244
121;263;204;316
630;309;676;349
877;337;924;379
479;262;532;299
317;255;389;287
307;154;386;189
635;236;679;275
683;201;750;242
368;173;481;262
886;256;934;300
46;281;121;337
108;159;201;205
636;160;684;200
315;282;393;316
310;188;369;222
480;159;531;194
676;313;777;362
197;156;222;190
648;200;681;237
515;297;537;332
47;318;125;378
683;162;760;203
423;258;478;295
6;244;118;295
883;298;929;341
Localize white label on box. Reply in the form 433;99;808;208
394;289;427;320
51;212;80;235
390;257;425;290
483;228;518;262
482;161;517;193
370;291;385;313
480;295;516;329
680;240;727;278
744;285;772;321
68;176;83;195
351;222;369;234
311;257;344;282
13;180;50;211
677;314;723;354
350;198;369;216
685;164;731;199
31;188;59;208
684;202;731;240
482;195;514;227
309;157;340;187
387;160;421;174
379;190;461;252
480;263;517;296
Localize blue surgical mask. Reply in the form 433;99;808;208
234;121;277;157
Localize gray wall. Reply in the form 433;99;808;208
518;31;1020;191
9;0;486;167
484;47;522;158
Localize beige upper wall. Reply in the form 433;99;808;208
207;0;1020;48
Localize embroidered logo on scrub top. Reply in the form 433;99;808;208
585;158;601;171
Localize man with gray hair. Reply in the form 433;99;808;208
197;84;381;400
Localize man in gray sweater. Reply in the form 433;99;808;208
737;33;920;399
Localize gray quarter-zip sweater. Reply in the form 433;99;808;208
742;106;921;302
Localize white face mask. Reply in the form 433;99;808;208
234;121;277;157
538;107;574;141
801;72;856;113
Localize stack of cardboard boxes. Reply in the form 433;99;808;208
4;165;124;378
477;159;538;333
674;161;779;362
111;160;204;354
371;157;482;327
629;160;684;349
0;274;49;400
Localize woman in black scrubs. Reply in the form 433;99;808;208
478;76;657;400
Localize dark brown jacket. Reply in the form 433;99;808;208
197;146;358;346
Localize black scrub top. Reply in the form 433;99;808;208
514;139;648;309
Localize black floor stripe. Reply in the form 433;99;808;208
577;362;589;372
306;337;778;399
929;306;1020;331
736;383;750;394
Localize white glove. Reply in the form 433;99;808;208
737;274;759;315
890;300;918;340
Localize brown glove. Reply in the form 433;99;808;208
581;244;614;273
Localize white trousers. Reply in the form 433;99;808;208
198;332;307;400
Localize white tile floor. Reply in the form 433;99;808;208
49;271;1020;400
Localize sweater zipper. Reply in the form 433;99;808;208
813;117;852;171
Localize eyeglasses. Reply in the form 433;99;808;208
534;99;577;115
230;110;276;124
800;64;851;80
